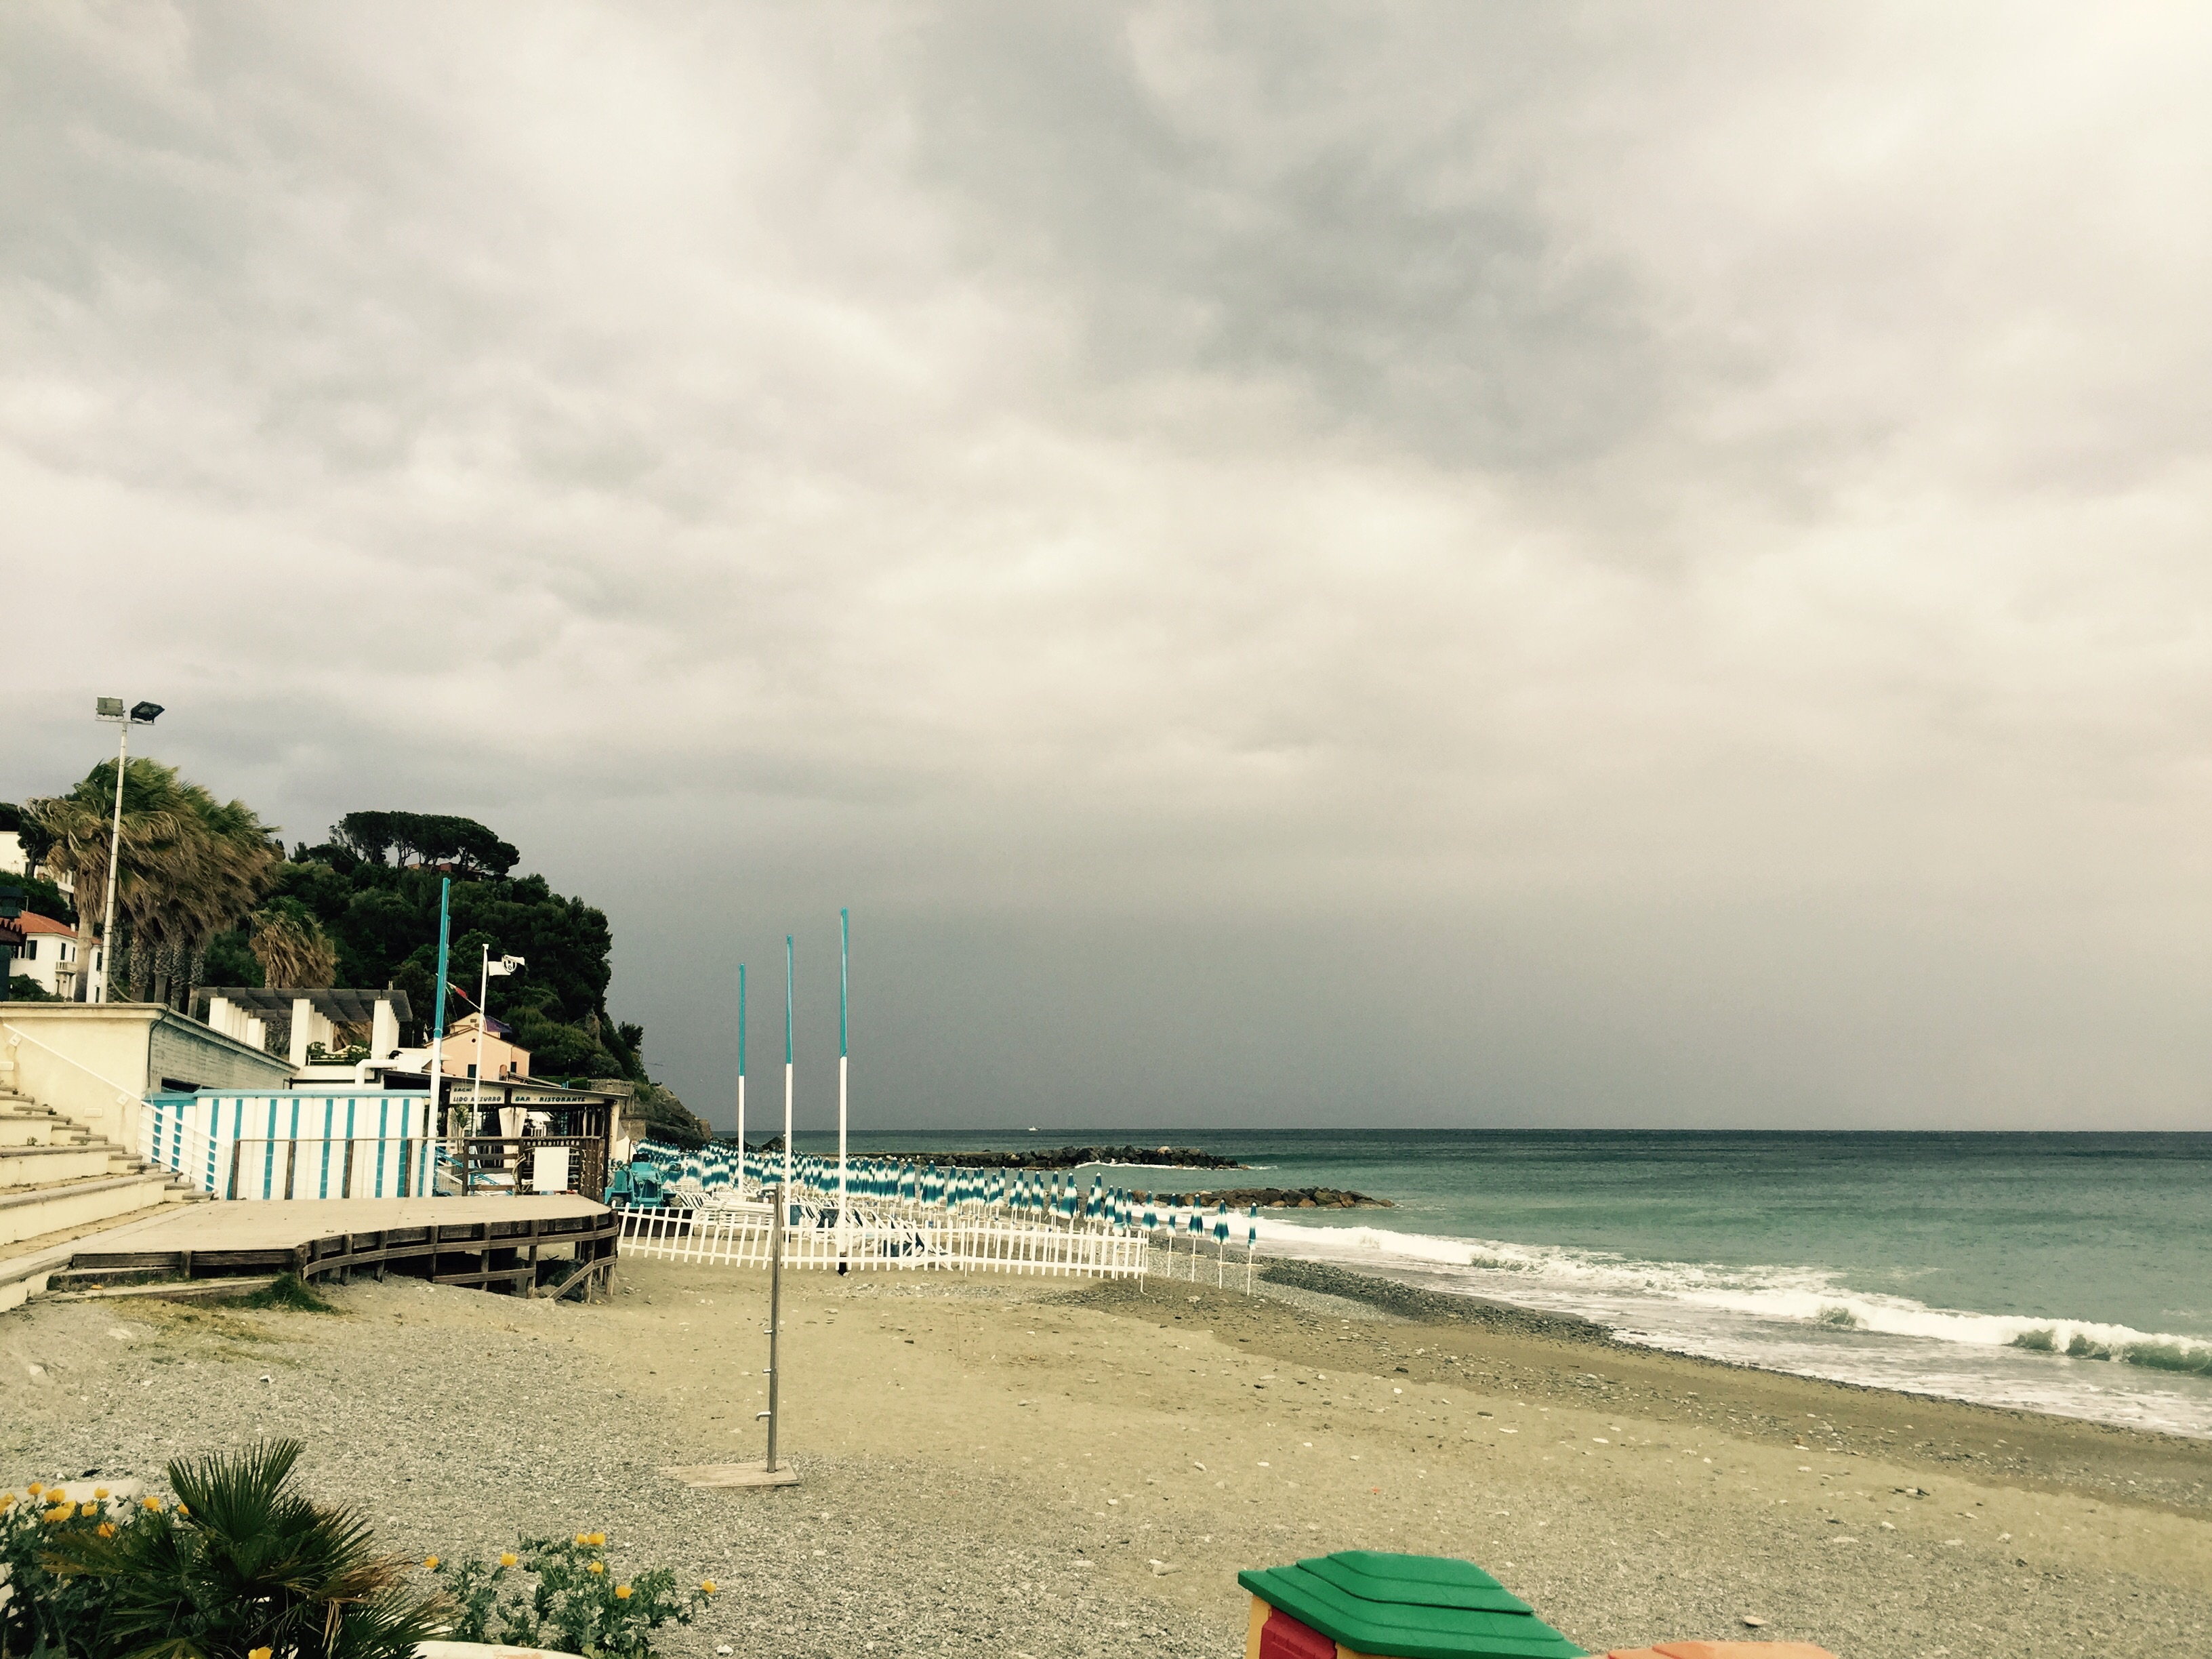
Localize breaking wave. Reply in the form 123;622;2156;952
1250;1216;2212;1383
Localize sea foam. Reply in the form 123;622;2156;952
1248;1215;2212;1380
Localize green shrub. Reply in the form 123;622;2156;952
5;1439;442;1658
427;1530;714;1656
238;1272;340;1314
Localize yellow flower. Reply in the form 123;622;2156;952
142;1496;163;1511
588;1531;605;1546
96;1522;117;1538
701;1579;717;1595
587;1560;606;1576
575;1532;590;1547
250;1648;274;1659
615;1584;632;1600
43;1507;70;1525
26;1483;43;1496
176;1503;188;1516
0;1493;14;1509
500;1551;518;1568
93;1488;108;1500
424;1555;441;1571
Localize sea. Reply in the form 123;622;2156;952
786;1127;2212;1439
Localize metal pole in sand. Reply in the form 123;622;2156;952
836;907;849;1273
657;1178;800;1490
655;1176;796;1504
766;1181;785;1473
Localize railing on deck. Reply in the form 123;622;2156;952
451;1136;605;1201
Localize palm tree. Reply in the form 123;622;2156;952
27;759;281;1008
40;1438;443;1658
251;900;339;987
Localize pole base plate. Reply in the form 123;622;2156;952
661;1460;800;1489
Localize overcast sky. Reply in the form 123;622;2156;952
7;3;2212;1131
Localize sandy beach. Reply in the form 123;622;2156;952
6;1252;2209;1657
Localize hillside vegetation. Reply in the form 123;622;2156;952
17;773;710;1143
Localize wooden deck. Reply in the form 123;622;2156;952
54;1195;619;1299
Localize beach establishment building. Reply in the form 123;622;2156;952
386;1008;533;1082
1;985;623;1225
4;912;85;1000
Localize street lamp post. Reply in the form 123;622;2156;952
90;698;163;1003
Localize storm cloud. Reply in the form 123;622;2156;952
7;3;2211;1129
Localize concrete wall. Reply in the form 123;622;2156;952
0;1004;293;1152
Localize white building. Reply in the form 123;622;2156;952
0;830;72;895
194;985;412;1078
5;912;86;998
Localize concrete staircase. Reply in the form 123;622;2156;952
0;1089;205;1311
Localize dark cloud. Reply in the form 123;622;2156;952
902;5;1664;466
5;3;2212;1128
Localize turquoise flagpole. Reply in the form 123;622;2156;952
782;935;794;1202
837;908;849;1269
424;877;451;1195
737;964;747;1194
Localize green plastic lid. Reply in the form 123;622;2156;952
1239;1551;1587;1659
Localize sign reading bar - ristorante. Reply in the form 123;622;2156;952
455;1084;621;1109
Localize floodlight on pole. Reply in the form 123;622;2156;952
91;697;162;1004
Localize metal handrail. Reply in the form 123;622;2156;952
1;1021;144;1110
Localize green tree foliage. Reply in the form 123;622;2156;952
272;830;644;1084
0;868;74;924
0;800;56;872
249;895;340;987
26;758;282;1008
19;1439;441;1658
331;811;520;876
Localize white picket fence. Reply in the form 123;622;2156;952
617;1202;1150;1279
